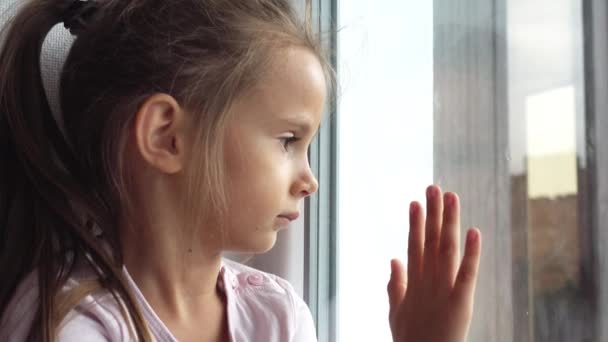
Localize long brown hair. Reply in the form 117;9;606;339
0;0;333;340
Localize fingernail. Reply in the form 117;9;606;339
445;193;452;207
427;185;435;198
410;202;416;214
468;230;478;243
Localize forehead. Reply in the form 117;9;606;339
232;47;327;129
260;47;328;102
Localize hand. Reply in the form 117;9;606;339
387;185;482;342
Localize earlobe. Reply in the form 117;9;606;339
134;94;186;174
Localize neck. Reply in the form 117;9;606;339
119;165;229;340
120;217;224;322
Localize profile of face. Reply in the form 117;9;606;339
219;48;327;253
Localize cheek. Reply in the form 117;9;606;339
225;153;283;206
227;170;285;215
228;169;292;235
225;142;288;192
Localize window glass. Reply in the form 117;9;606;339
334;0;604;341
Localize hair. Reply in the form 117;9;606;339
0;0;334;340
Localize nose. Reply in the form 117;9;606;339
292;166;319;198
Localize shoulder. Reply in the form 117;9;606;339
0;271;39;341
0;264;131;342
56;311;113;342
222;259;317;341
56;261;136;341
56;280;133;342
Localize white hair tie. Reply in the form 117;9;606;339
2;0;76;139
41;24;76;141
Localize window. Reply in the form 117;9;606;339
308;0;608;341
433;0;608;340
335;2;433;342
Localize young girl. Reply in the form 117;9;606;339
0;0;482;341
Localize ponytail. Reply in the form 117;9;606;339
0;1;151;340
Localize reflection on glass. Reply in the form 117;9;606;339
508;0;591;341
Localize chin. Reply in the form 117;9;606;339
231;231;278;254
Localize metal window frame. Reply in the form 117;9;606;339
582;0;608;340
305;0;338;342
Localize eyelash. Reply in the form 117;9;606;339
280;136;301;150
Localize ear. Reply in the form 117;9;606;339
134;94;188;174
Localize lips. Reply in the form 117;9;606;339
278;212;300;221
275;212;300;229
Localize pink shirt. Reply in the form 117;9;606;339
0;259;317;341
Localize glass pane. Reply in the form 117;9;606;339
336;1;433;341
335;0;601;341
507;0;591;341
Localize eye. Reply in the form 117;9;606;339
280;136;300;151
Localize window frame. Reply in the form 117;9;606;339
583;0;608;340
304;1;338;342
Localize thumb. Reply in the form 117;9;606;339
387;259;407;318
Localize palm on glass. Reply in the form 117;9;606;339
387;185;482;342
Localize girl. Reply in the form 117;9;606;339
0;0;482;341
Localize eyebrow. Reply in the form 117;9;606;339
280;115;318;134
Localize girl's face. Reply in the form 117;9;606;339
220;48;327;253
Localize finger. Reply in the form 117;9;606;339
452;228;482;308
407;201;424;287
387;259;407;320
423;185;443;281
438;192;461;289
